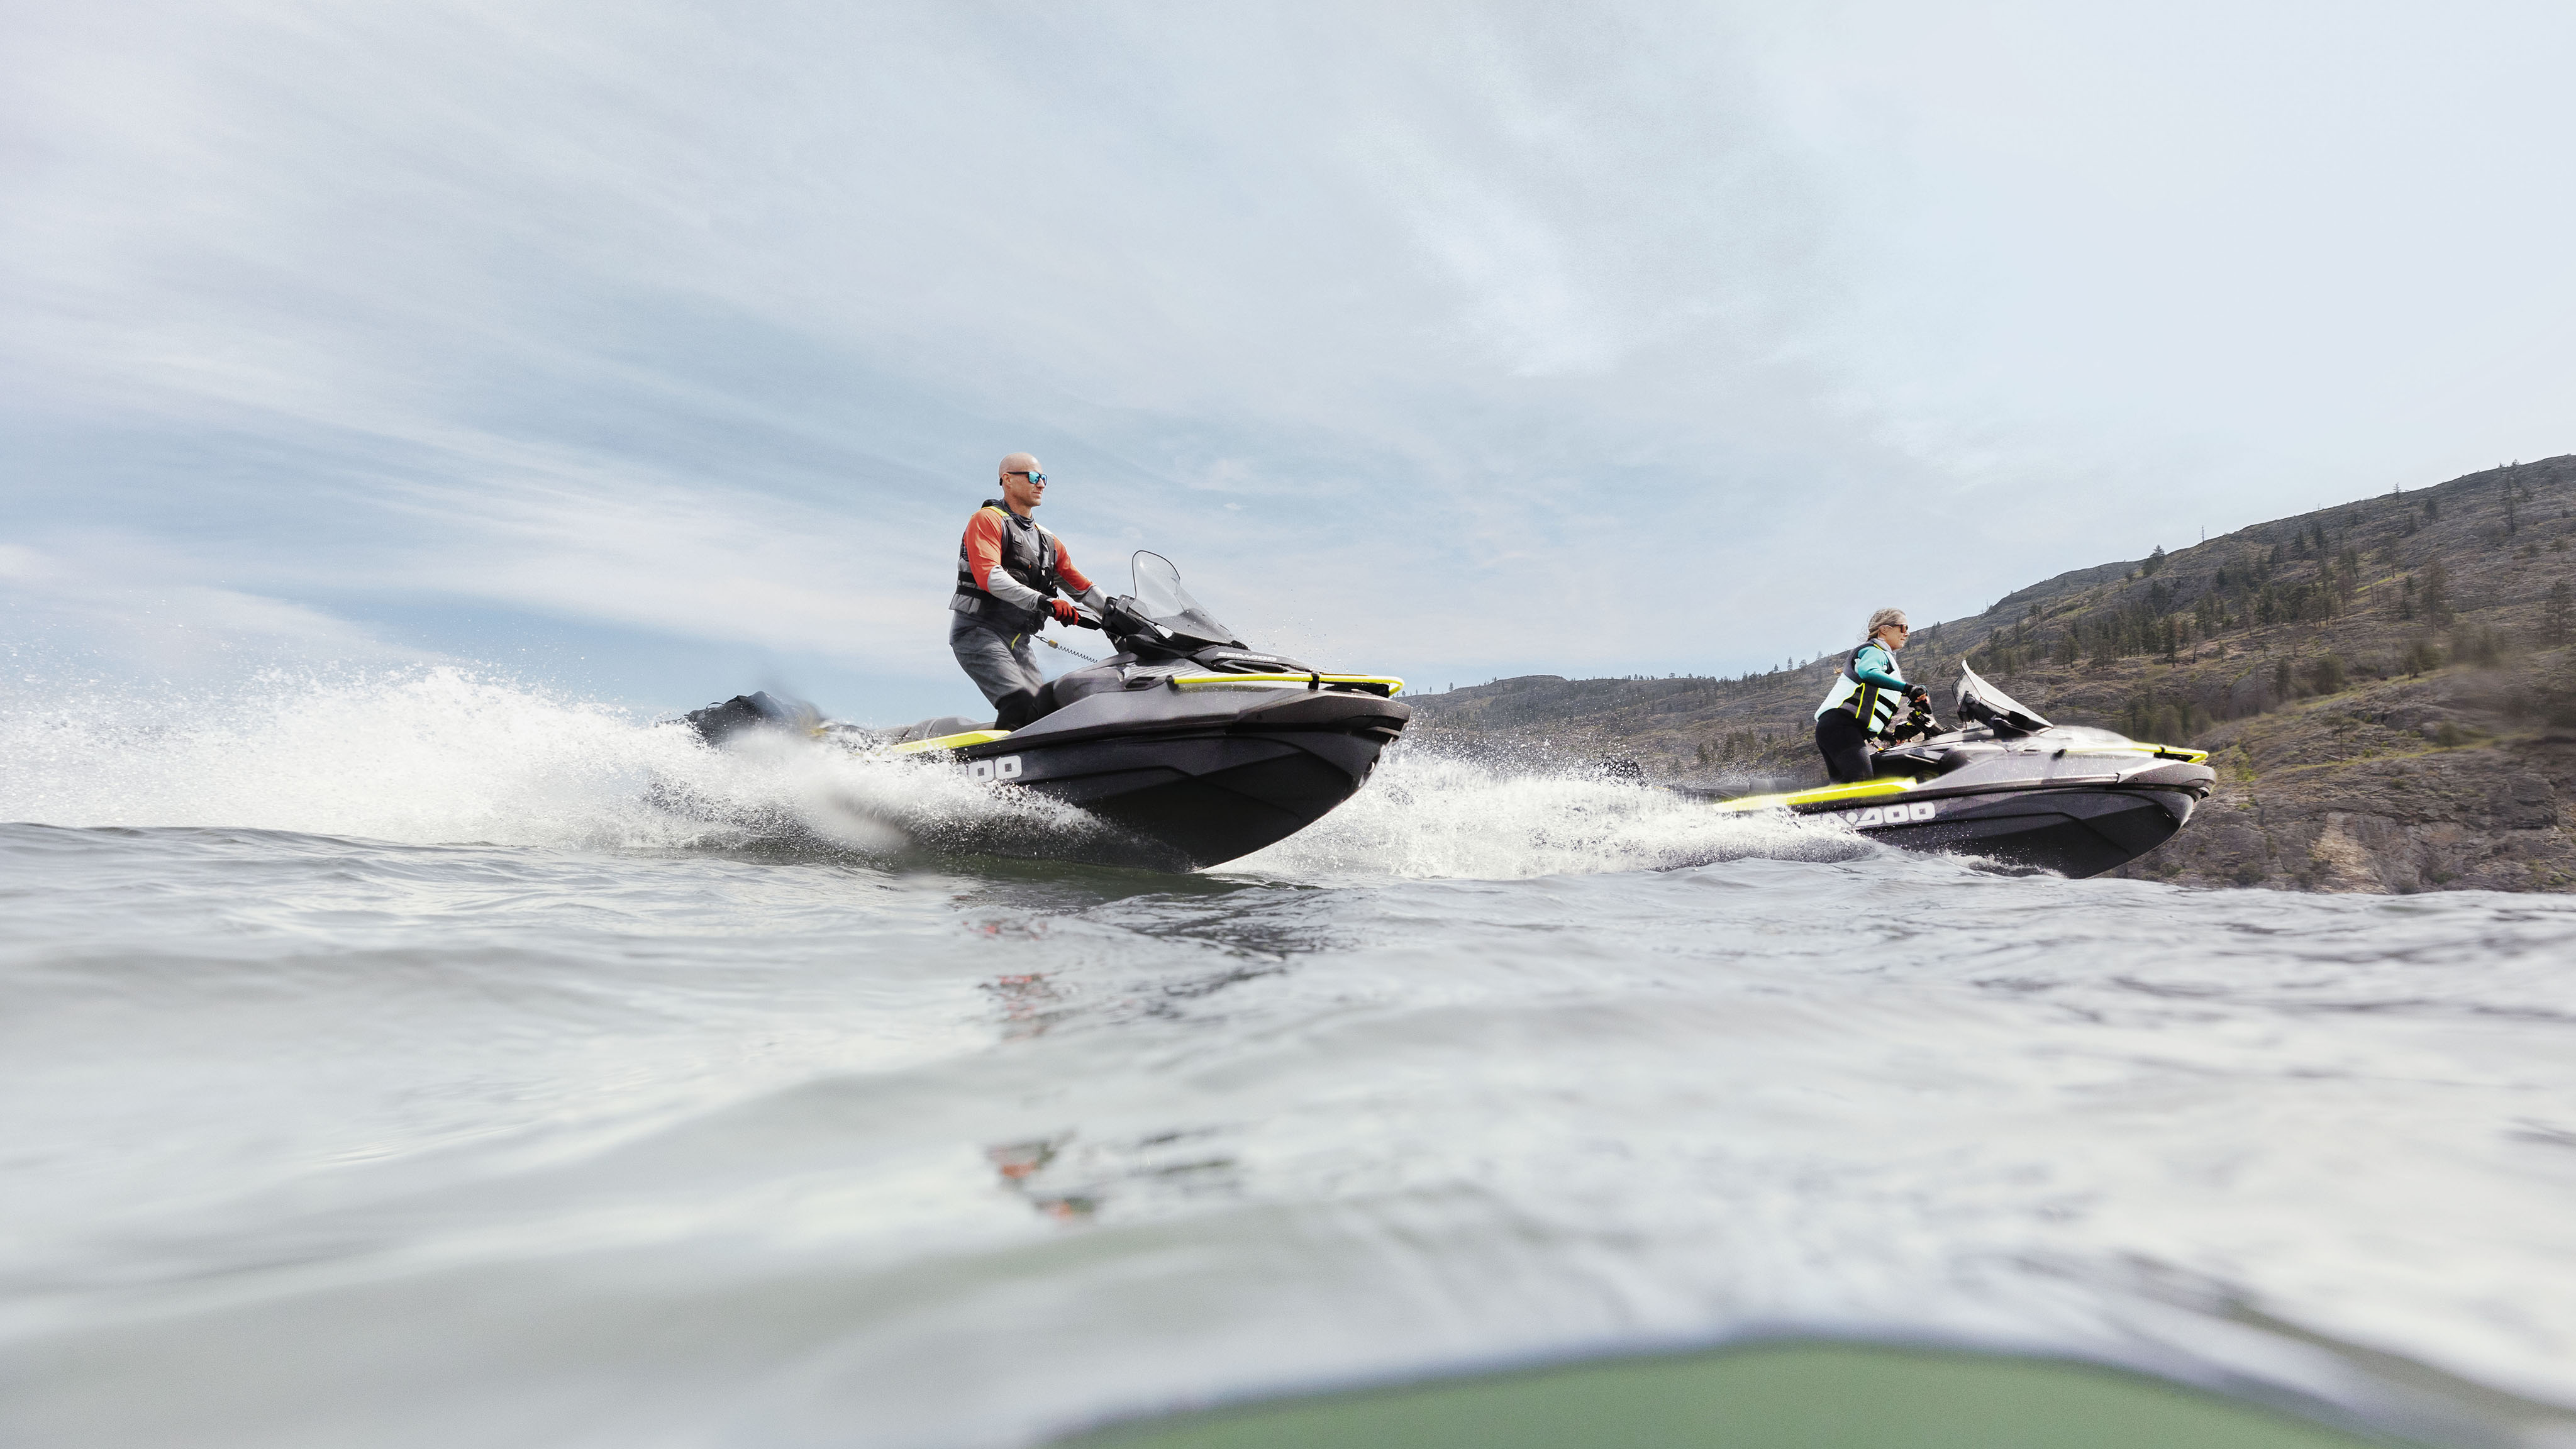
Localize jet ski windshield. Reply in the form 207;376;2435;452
1132;551;1241;647
1955;661;2052;738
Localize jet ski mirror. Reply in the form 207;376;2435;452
1955;661;2052;739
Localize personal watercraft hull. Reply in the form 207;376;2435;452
682;680;1410;872
1708;730;2216;879
949;687;1404;870
1790;782;2203;879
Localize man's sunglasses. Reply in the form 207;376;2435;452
1009;470;1048;484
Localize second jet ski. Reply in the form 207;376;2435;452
684;552;1411;872
1702;663;2215;879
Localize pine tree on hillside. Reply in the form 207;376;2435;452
2424;558;2453;625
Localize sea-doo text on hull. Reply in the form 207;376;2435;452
1705;663;2215;879
683;552;1410;872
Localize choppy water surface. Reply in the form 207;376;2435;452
4;671;2575;1448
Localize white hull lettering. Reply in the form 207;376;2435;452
1827;800;1937;828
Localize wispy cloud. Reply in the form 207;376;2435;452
0;540;434;682
5;1;2572;711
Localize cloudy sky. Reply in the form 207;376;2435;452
6;1;2572;722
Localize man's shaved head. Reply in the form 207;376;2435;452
996;453;1048;514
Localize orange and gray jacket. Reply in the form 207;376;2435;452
952;501;1101;635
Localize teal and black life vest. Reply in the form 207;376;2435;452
1815;645;1911;738
952;501;1062;633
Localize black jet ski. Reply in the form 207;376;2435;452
682;552;1411;872
1704;663;2215;878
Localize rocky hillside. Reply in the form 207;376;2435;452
1413;456;2576;893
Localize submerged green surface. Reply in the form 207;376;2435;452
1067;1343;2394;1449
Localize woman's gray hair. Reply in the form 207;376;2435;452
1864;607;1909;641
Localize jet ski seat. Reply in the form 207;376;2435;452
885;714;992;743
680;696;1004;750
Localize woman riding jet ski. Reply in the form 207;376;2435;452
683;553;1410;872
1813;607;1935;783
1706;660;2216;879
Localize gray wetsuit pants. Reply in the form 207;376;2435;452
949;611;1045;711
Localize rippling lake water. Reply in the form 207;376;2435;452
4;671;2574;1448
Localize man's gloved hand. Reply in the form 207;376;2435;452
1907;684;1931;705
1048;599;1080;625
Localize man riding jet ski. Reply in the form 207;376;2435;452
949;453;1111;730
1708;663;2215;879
684;552;1409;872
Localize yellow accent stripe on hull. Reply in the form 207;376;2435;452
1168;673;1404;695
1709;777;1916;814
2134;742;2210;763
886;728;1015;755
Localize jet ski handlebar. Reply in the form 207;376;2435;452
1063;596;1172;645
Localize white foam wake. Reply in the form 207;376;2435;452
0;670;1870;878
0;668;1090;855
1229;751;1871;882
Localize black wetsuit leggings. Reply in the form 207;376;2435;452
1814;709;1875;784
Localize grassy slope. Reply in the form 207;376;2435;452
1413;455;2576;893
